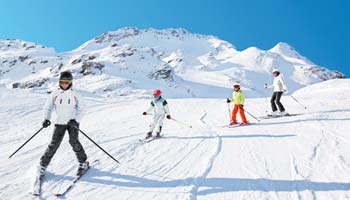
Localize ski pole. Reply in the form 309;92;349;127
227;102;232;123
290;95;307;110
264;83;269;114
73;126;120;164
9;126;45;158
244;108;261;122
171;118;193;128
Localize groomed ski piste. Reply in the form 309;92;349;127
1;79;350;200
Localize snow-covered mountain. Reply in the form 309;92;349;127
0;27;345;98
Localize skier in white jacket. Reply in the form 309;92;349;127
39;71;88;177
265;68;289;116
142;89;171;139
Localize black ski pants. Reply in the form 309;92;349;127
40;124;87;167
271;92;285;112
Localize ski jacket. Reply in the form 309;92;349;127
229;91;245;105
43;87;84;125
146;97;170;116
269;74;288;92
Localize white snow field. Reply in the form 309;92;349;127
0;79;349;200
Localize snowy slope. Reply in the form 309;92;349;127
0;28;345;98
1;79;350;200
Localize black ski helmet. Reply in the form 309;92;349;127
59;71;73;81
59;71;73;90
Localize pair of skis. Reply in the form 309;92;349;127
32;160;98;197
259;113;300;119
224;113;300;128
224;122;255;128
139;135;163;144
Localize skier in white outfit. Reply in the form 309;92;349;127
265;68;289;116
143;89;171;139
39;71;89;177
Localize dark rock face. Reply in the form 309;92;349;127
72;58;82;65
18;56;29;62
148;66;174;81
94;27;142;43
304;65;346;81
80;62;105;75
12;78;49;89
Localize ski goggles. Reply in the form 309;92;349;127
153;94;160;98
59;80;72;85
233;85;240;88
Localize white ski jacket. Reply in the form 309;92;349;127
145;97;170;116
43;87;84;125
269;74;288;92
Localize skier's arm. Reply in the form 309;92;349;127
145;101;154;114
74;93;85;123
163;100;171;119
265;83;273;89
228;92;235;102
280;75;288;91
43;93;55;120
164;104;170;115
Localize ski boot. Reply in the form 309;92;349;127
270;111;279;117
280;111;289;116
39;165;46;178
77;161;89;176
145;132;152;139
155;126;162;138
229;121;238;126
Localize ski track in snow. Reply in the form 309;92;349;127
187;111;223;200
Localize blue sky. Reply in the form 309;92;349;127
0;0;349;75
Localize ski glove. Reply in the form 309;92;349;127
42;119;51;128
264;83;268;89
226;98;231;103
68;119;79;128
142;112;147;115
283;90;288;94
239;104;244;109
166;115;171;119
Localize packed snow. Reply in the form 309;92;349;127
0;79;349;200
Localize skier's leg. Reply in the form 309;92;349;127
270;92;278;112
156;115;165;136
148;116;157;133
239;107;248;124
40;125;66;168
67;124;87;163
275;92;285;112
231;105;239;123
147;115;161;138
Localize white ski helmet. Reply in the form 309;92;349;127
233;82;240;87
272;68;279;73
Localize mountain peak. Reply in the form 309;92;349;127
269;42;303;59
